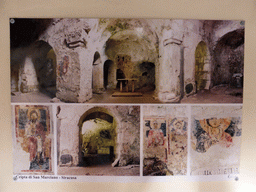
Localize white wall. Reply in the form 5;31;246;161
2;0;256;192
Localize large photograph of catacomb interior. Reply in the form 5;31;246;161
11;18;244;103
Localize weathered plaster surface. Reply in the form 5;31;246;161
11;18;244;103
57;105;140;167
190;105;242;175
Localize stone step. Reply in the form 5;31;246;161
112;92;143;97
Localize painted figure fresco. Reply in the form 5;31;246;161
58;55;69;77
147;120;165;148
167;118;187;175
144;117;167;161
143;116;188;176
13;105;52;173
190;116;242;175
192;117;241;153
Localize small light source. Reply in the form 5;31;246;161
10;18;15;24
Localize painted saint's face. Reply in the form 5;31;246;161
208;118;220;128
153;121;158;129
174;121;183;130
30;112;38;123
211;127;220;135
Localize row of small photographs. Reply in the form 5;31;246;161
12;104;242;176
11;18;244;104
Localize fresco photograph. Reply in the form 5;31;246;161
143;105;188;176
190;105;242;175
12;105;53;174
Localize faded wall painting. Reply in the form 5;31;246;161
13;105;53;174
10;17;245;182
144;117;167;164
167;118;188;175
58;55;69;77
143;115;188;176
190;106;242;175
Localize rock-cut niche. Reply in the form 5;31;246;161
78;109;117;166
213;29;244;88
12;40;57;97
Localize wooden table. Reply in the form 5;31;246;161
117;78;138;92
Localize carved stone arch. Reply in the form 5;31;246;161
212;29;244;87
34;40;57;96
15;40;57;97
100;19;159;93
103;59;115;89
77;107;121;166
195;41;211;91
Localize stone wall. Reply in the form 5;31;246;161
11;18;244;102
57;105;140;167
205;20;244;87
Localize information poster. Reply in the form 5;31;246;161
10;18;244;182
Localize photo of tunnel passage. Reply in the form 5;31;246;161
79;111;117;166
57;105;140;176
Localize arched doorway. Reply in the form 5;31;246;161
138;62;155;92
32;41;57;97
103;60;115;89
11;40;57;97
195;41;210;90
213;29;244;88
78;107;117;166
104;25;158;93
92;51;103;93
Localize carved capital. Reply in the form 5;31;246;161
163;38;182;46
65;29;87;48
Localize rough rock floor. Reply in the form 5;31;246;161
11;86;242;104
58;164;140;176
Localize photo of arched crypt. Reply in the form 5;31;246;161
12;105;54;174
190;105;242;176
56;105;140;176
142;105;188;176
11;18;244;103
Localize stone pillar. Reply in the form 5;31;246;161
78;49;93;102
20;57;39;93
203;54;211;89
108;63;117;89
158;38;183;102
47;22;94;103
92;58;104;94
55;50;81;103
